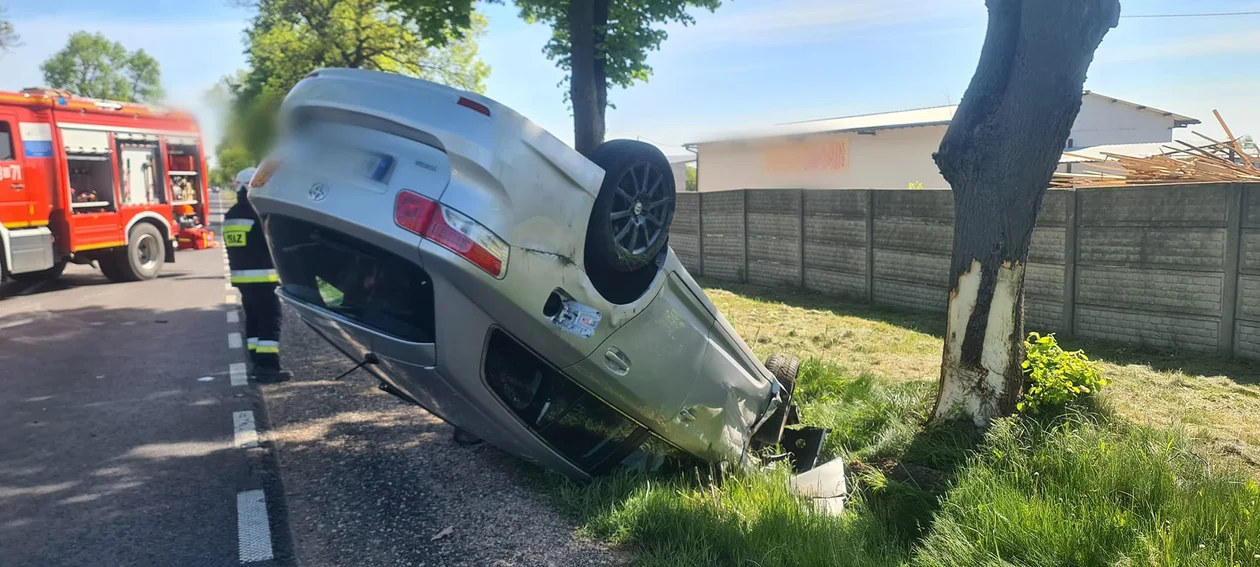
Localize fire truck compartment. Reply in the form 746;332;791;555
68;155;116;211
6;227;56;274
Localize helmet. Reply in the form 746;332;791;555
234;167;258;191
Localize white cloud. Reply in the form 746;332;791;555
666;0;981;48
1097;29;1260;64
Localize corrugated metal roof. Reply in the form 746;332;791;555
688;91;1198;146
1081;91;1199;126
1059;142;1179;164
690;105;956;145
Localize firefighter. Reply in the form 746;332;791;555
223;167;291;383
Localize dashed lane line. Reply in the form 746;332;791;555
227;311;239;323
230;363;248;387
233;411;259;449
229;332;243;349
236;490;274;563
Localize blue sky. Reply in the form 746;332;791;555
3;0;1259;160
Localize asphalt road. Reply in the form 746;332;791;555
0;192;622;566
0;246;291;566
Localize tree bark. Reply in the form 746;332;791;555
568;0;603;154
593;0;610;144
931;0;1119;426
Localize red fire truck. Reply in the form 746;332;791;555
0;88;210;284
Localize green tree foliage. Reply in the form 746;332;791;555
0;7;19;53
685;164;696;191
40;32;165;103
213;0;491;178
510;0;722;152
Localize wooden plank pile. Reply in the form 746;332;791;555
1051;110;1260;188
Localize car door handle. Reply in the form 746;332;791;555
603;348;630;375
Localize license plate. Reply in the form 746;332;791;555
318;147;394;182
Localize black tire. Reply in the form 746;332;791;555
765;353;800;392
111;223;166;282
10;261;66;283
585;139;676;273
752;353;801;449
99;256;125;282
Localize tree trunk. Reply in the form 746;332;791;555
568;0;603;154
931;0;1119;426
593;0;610;144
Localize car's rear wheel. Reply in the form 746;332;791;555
585;139;676;274
752;353;801;449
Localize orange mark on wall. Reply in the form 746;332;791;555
760;136;850;174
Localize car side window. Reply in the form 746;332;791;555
0;122;15;161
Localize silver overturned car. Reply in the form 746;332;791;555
247;68;801;479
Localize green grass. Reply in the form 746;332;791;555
702;280;1260;472
541;283;1260;567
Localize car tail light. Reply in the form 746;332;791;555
457;97;491;117
393;190;509;279
394;190;438;235
250;159;281;188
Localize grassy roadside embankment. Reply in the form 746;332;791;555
545;281;1260;567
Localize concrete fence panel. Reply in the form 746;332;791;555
677;183;1260;361
802;190;869;298
745;189;803;287
673;193;702;273
698;190;746;282
1074;185;1233;352
871;191;953;313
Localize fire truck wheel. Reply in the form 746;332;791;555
10;261;66;283
112;223;166;282
99;256;125;282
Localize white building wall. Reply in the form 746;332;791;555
670;161;692;192
1069;95;1177;147
697;125;949;192
696;94;1184;192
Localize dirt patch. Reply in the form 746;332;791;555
261;307;628;567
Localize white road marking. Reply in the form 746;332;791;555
226;294;238;305
197;376;214;382
0;318;34;330
227;311;239;323
229;332;243;349
230;363;247;387
237;490;274;562
233;411;259;449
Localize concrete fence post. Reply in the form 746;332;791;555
798;189;807;288
1062;190;1079;337
696;192;705;278
742;189;750;283
866;189;876;302
1221;183;1245;356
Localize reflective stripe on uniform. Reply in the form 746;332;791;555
230;269;279;284
248;337;259;351
255;340;280;354
222;220;254;248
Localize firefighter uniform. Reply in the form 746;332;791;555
224;172;290;382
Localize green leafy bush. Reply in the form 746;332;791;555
1019;332;1107;413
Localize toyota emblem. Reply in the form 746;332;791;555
308;183;328;201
